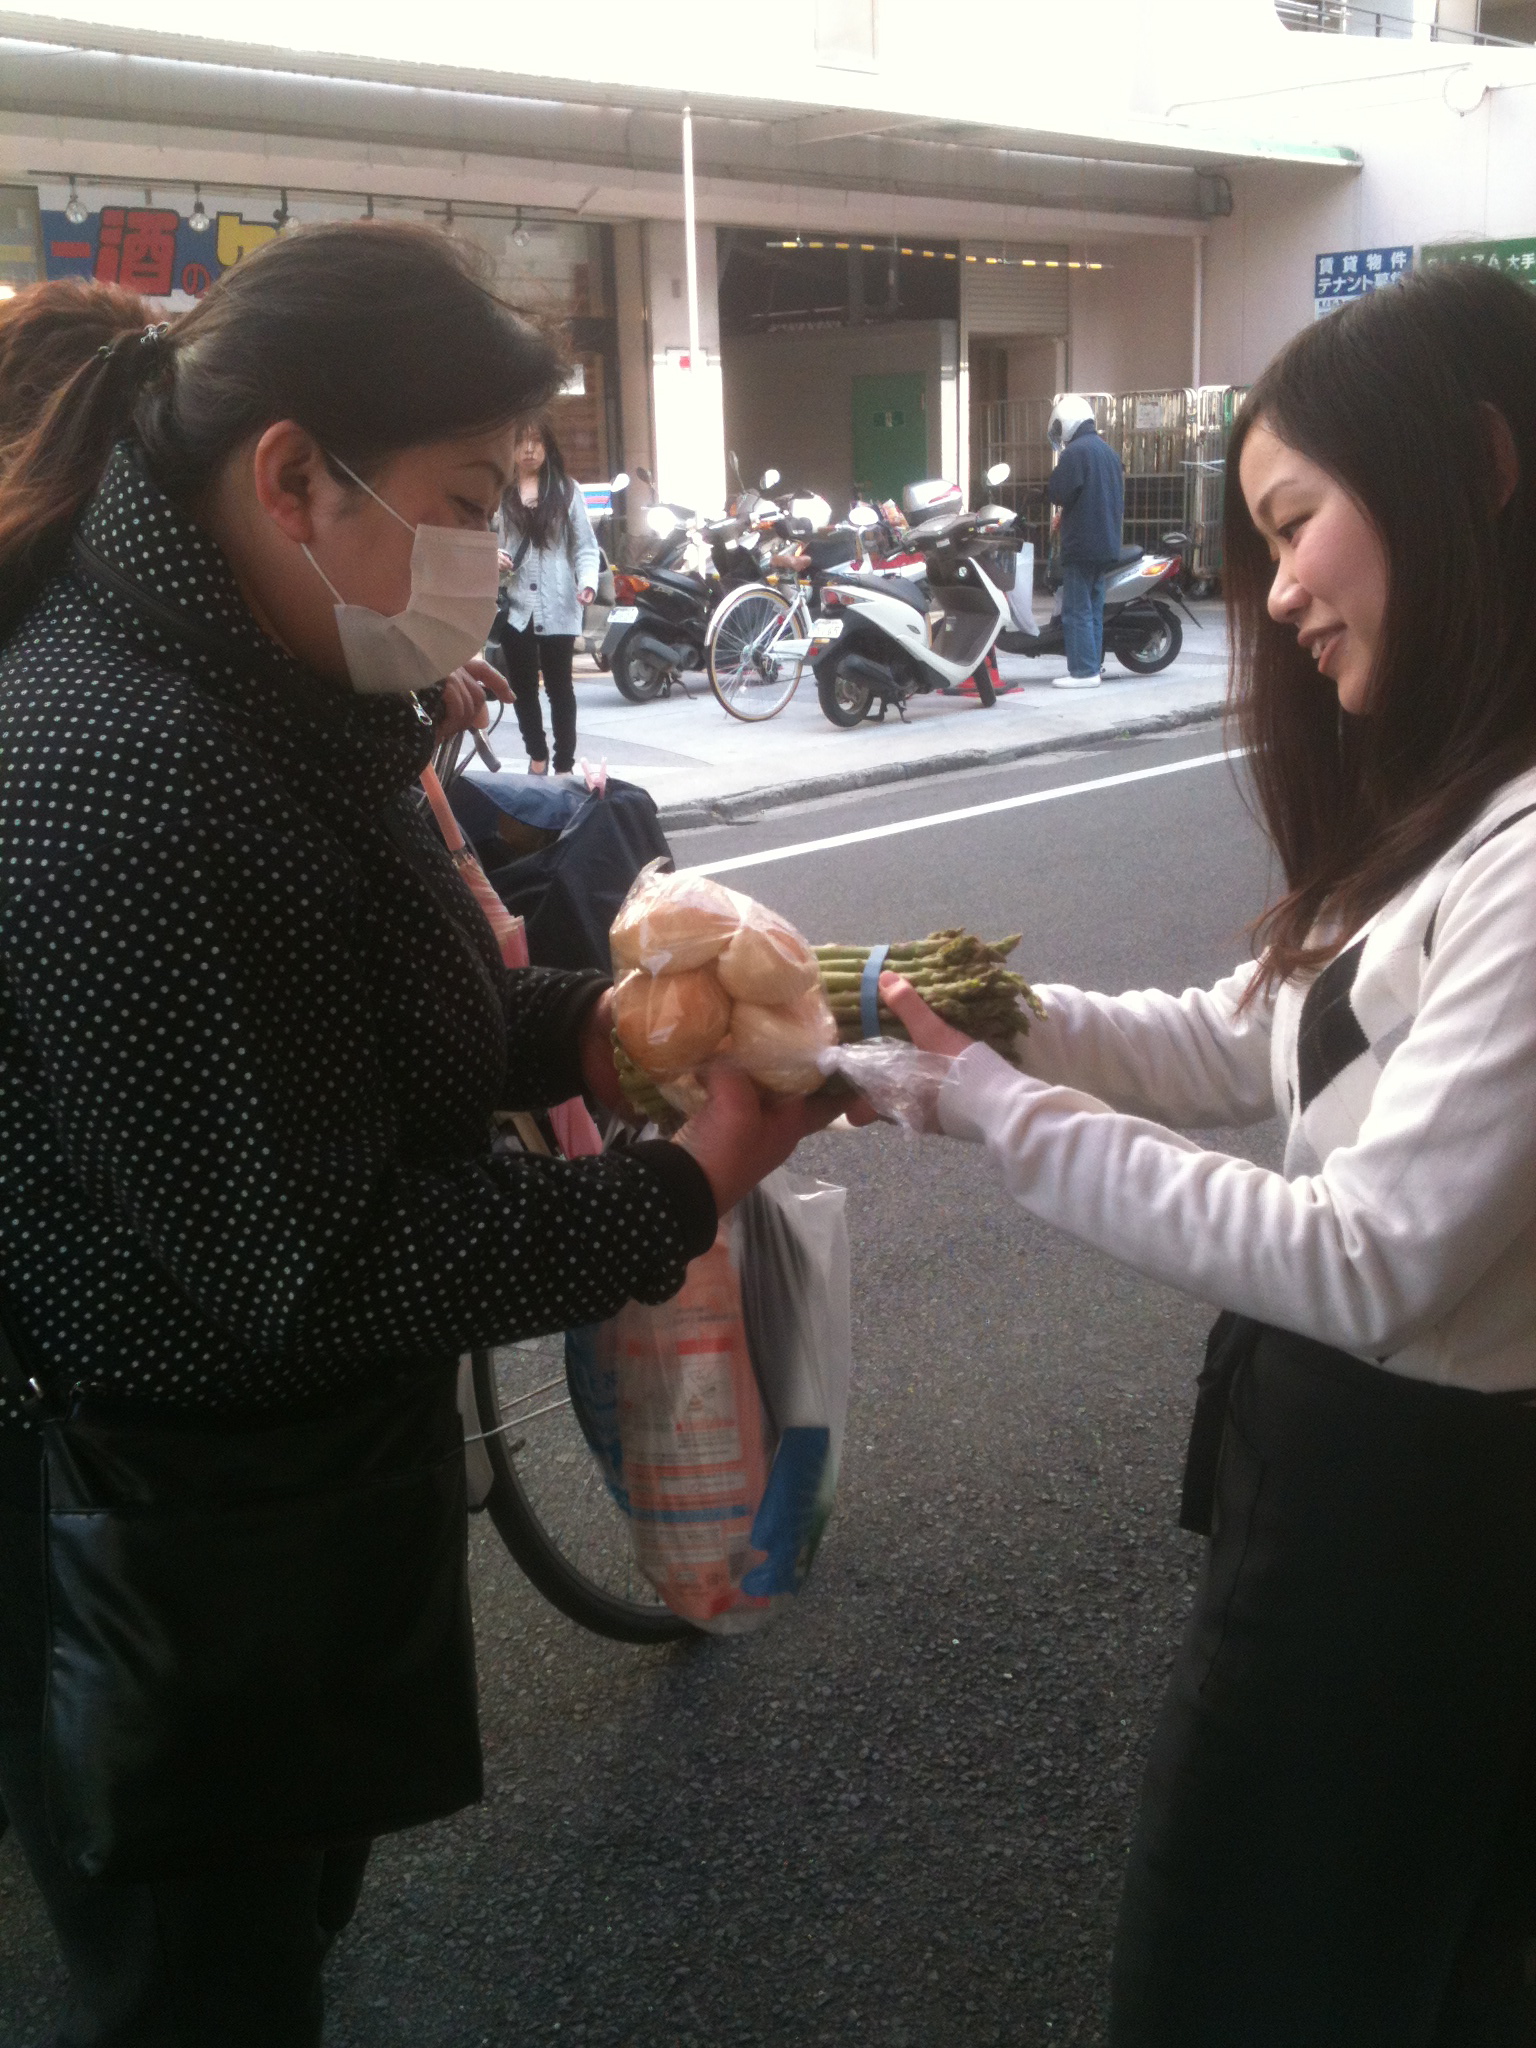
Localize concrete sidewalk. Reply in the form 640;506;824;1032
487;603;1230;828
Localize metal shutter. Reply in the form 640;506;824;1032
961;243;1070;336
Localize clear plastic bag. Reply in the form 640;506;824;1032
610;862;834;1106
818;1039;955;1134
565;1168;851;1634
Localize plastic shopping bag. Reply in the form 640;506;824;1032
565;1168;851;1634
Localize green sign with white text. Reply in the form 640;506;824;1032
1421;237;1536;286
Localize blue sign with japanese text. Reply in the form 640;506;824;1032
1314;246;1414;318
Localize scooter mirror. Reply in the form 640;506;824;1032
761;468;781;490
646;505;680;537
610;472;630;493
985;462;1012;487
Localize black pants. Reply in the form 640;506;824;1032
1111;1328;1536;2046
0;1430;370;2047
495;617;577;773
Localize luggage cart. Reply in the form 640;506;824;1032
978;395;1055;581
1184;384;1249;596
1116;388;1195;561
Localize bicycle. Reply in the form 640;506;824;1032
706;573;816;722
464;1138;694;1647
423;721;698;1646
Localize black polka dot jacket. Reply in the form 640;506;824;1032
0;444;715;1429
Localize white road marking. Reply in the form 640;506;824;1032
682;748;1245;877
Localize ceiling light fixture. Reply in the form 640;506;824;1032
188;185;211;233
65;176;87;226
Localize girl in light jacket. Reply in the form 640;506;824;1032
883;264;1536;2045
494;415;599;775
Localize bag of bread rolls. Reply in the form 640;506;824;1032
613;964;732;1076
610;866;745;977
610;862;835;1105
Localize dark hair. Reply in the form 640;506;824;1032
0;278;153;463
501;413;572;551
0;221;564;641
1225;262;1536;993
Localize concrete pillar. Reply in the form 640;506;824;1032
611;220;653;541
643;219;727;517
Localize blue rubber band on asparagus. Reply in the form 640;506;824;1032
861;943;891;1040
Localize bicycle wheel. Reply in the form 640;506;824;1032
471;1337;695;1643
707;584;804;720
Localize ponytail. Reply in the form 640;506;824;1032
0;223;564;646
0;320;171;642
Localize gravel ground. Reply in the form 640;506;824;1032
0;725;1279;2046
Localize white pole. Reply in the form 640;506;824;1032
1191;235;1204;391
681;103;701;371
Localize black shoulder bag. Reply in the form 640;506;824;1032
4;542;485;1882
0;1302;481;1883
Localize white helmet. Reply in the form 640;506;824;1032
1048;394;1097;452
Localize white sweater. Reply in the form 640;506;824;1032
938;765;1536;1392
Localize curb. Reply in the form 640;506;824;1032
654;698;1228;830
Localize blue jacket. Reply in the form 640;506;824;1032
1046;424;1125;565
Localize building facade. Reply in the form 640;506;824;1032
0;0;1530;517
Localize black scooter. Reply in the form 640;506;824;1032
598;509;762;703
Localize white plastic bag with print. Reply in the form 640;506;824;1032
565;1169;851;1634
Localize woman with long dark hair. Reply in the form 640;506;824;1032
493;413;598;774
880;262;1536;2042
0;225;832;2043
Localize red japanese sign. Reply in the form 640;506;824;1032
94;208;181;295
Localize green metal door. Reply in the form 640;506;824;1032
852;372;929;501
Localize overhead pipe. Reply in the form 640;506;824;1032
0;37;1220;222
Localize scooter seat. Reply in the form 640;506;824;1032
1045;543;1146;592
824;571;928;612
645;567;706;595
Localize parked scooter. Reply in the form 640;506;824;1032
808;464;1018;726
986;525;1196;674
599;499;766;702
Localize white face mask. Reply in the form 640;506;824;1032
303;458;501;697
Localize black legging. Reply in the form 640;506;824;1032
494;617;577;774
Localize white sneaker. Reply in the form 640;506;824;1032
1053;673;1102;690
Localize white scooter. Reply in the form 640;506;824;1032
807;464;1016;727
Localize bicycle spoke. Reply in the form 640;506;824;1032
481;1334;672;1617
709;587;805;722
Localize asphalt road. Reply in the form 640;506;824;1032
0;722;1284;2048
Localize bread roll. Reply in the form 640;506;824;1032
613;965;732;1075
729;987;837;1095
716;912;819;1006
611;872;743;976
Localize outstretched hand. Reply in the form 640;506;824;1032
877;972;975;1057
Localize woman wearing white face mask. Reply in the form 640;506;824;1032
0;224;840;2044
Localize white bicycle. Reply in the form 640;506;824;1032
706;576;816;722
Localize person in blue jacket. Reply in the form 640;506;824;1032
1046;394;1126;686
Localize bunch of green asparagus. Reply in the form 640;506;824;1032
812;930;1043;1066
612;929;1043;1125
